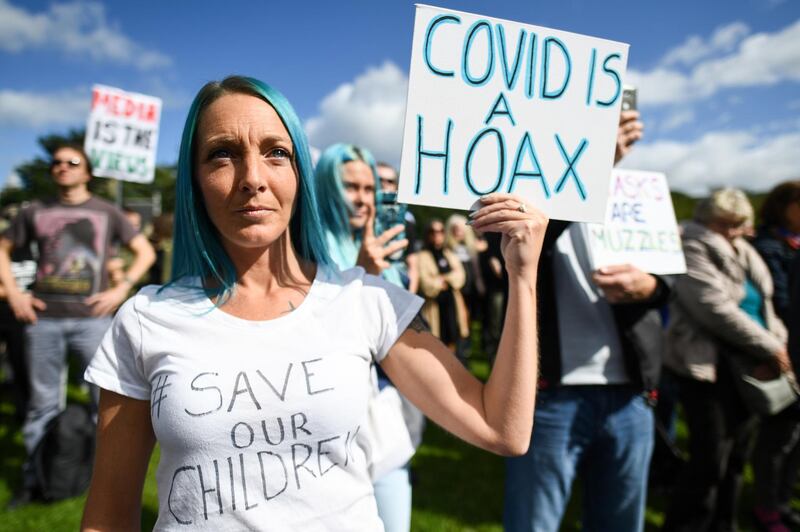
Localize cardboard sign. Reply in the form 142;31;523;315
398;4;629;222
84;85;162;183
587;169;686;275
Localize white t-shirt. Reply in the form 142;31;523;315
85;266;422;532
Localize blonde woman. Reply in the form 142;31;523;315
445;214;485;361
417;219;468;352
664;188;789;531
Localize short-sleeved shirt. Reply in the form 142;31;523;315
85;266;422;531
4;197;137;317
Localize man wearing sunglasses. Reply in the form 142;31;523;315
0;144;155;507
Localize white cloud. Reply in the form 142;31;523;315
4;171;23;189
0;89;89;127
749;116;800;135
661;22;750;67
0;0;170;70
628;19;800;107
625;68;691;106
660;109;695;132
619;129;800;194
305;61;408;166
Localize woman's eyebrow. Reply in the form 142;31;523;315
199;134;237;147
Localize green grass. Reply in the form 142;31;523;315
0;358;775;531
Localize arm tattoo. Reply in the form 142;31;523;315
407;312;430;334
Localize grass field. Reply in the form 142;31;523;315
0;359;774;531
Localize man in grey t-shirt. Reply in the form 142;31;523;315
0;144;155;506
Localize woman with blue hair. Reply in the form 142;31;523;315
315;143;406;287
315;143;417;532
80;75;548;531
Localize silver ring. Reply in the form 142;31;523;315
518;203;528;213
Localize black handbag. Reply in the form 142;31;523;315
726;354;799;416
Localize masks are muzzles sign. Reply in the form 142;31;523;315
398;4;629;222
587;169;687;275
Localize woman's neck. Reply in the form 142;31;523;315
215;234;317;320
229;234;313;293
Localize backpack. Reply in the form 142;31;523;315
31;403;96;501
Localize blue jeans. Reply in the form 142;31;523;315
373;465;412;532
504;386;654;532
22;317;111;458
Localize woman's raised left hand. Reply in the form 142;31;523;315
469;193;548;280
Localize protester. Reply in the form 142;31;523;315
80;75;547;531
315;145;407;286
478;232;506;362
147;213;175;286
503;109;669;532
376;161;418;292
0;205;36;425
750;180;800;531
445;214;485;361
417;219;469;357
789;254;800;386
122;207;143;233
0;144;155;507
314;143;418;532
376;162;398;194
662;188;789;532
791;253;800;382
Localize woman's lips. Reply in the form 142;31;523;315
236;206;274;218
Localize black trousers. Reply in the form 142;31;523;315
753;402;800;512
0;304;28;423
663;366;757;532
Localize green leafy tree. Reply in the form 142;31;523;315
1;130;176;213
1;129;87;206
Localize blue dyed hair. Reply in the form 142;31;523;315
169;76;332;301
314;143;381;243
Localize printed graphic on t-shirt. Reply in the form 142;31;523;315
150;360;366;527
33;208;109;298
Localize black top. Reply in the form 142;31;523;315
536;221;672;400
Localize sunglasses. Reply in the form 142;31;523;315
50;158;82;168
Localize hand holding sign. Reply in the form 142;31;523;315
398;5;629;223
614;110;643;165
586;169;686;275
591;263;657;303
469;193;549;278
356;203;408;275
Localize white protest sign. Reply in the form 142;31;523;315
587;169;686;275
84;85;162;184
398;4;629;222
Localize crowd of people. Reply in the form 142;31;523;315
0;74;797;532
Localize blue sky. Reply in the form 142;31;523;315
1;0;798;195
